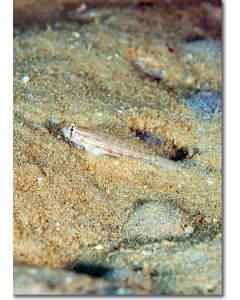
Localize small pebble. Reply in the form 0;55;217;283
94;244;104;250
50;117;58;124
184;225;195;235
135;56;164;81
21;75;30;84
119;37;127;44
55;222;60;231
37;177;43;182
87;10;96;18
76;3;87;14
141;250;151;256
161;240;175;247
117;106;125;113
72;31;81;39
65;275;73;284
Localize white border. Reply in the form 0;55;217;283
0;0;13;298
225;0;240;299
1;0;239;299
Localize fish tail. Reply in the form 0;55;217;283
147;156;182;171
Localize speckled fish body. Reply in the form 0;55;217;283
65;125;181;170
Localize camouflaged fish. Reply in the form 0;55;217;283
63;123;181;170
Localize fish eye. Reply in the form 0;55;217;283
70;123;76;132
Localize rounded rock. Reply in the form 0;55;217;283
184;225;195;235
185;91;222;119
126;201;187;239
21;75;30;84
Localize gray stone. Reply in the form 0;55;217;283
126;201;186;239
